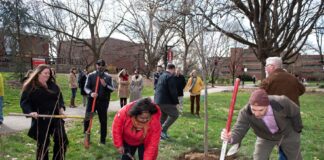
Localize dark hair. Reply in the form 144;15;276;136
128;98;158;116
96;59;106;66
167;63;175;70
22;64;55;92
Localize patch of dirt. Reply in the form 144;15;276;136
176;148;237;160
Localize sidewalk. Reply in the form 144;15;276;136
0;85;256;135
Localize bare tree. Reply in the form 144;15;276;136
29;0;125;65
168;0;201;75
118;0;178;78
228;46;244;85
200;0;324;79
314;18;324;65
0;0;31;80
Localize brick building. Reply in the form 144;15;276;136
215;47;324;81
0;30;50;72
56;37;145;73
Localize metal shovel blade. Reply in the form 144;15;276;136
226;143;240;156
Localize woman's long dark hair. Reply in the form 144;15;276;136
128;98;158;116
22;64;56;93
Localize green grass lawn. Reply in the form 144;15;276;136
1;72;154;115
1;72;324;159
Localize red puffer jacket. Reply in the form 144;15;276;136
112;101;162;160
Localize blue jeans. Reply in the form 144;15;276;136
279;146;287;160
0;96;3;122
71;88;77;98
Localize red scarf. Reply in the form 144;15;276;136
131;117;151;142
120;74;129;81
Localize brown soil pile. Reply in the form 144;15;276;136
176;148;237;160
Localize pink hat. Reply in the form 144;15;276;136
249;89;269;106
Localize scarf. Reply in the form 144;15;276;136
131;116;150;142
189;77;197;92
120;74;129;81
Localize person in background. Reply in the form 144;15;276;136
252;75;256;84
260;57;305;160
129;70;143;102
261;57;305;106
175;68;186;114
153;65;163;90
112;98;161;160
20;64;68;160
154;63;179;140
0;73;4;125
69;67;78;108
118;69;130;108
221;89;302;160
78;68;88;107
84;59;115;144
185;70;204;116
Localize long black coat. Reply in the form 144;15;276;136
175;74;186;97
20;81;66;140
78;72;87;95
154;71;179;105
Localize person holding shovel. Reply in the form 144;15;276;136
221;89;303;160
20;64;68;160
83;59;115;144
112;98;161;160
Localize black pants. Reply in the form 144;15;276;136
121;142;144;160
84;98;109;143
120;98;127;108
36;120;68;160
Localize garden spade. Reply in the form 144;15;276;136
219;78;240;160
226;143;240;156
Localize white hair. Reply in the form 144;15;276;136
266;57;282;68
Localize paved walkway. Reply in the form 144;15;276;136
0;84;257;135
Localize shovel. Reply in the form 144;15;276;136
219;78;240;160
226;143;240;157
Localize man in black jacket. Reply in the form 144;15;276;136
84;59;115;144
175;68;186;113
154;63;179;139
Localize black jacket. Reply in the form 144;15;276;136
20;81;65;140
78;72;87;95
154;71;179;105
153;71;162;90
84;71;114;101
175;74;186;96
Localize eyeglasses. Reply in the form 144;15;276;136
265;64;273;68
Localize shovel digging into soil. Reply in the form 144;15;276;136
219;78;240;160
226;143;240;157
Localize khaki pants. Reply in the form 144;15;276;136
254;131;302;160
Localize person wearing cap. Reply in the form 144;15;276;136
84;59;115;144
220;89;303;160
260;57;305;106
